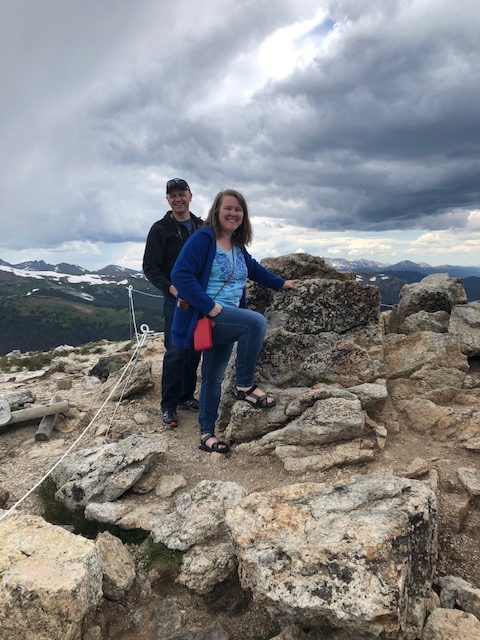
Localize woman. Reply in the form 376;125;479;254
171;189;300;454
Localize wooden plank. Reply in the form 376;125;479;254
4;400;69;426
35;394;65;442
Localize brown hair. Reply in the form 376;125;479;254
206;189;253;245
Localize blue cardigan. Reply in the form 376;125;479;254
171;226;285;348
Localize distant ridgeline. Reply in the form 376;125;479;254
1;257;480;355
0;260;164;356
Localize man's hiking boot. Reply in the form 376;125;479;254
177;398;200;412
162;409;178;427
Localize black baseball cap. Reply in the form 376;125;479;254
166;178;190;194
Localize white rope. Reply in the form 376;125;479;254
129;287;163;298
0;327;151;522
127;285;140;343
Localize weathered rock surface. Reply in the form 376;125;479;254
385;332;468;380
85;495;172;530
151;480;247;594
265;279;380;335
256;396;364;451
226;475;437;639
95;531;135;601
151;481;247;551
449;302;480;356
275;439;375;474
177;541;237;594
457;467;480;497
387;274;467;334
0;512;102;640
399;310;450;335
439;575;480;619
422;608;480;639
51;434;167;510
103;359;153;399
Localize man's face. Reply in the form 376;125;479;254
167;189;192;216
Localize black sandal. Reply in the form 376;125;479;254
199;434;230;454
233;384;276;409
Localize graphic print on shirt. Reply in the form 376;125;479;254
216;248;247;284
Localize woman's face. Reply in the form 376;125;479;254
218;195;244;236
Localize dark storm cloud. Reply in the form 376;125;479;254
234;0;480;230
0;0;479;254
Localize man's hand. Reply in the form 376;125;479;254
169;284;178;297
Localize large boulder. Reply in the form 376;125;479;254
384;332;468;380
51;434;167;510
422;608;480;640
226;475;437;639
387;274;467;334
449;302;480;356
254;395;365;452
0;512;102;640
150;480;248;594
247;253;354;313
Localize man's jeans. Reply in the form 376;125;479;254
161;296;200;411
199;306;267;437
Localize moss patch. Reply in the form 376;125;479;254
143;537;183;572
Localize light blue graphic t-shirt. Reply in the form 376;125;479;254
206;245;248;308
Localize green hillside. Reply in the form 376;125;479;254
0;273;164;355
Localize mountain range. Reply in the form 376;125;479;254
0;259;162;356
1;257;480;356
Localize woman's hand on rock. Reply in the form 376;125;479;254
282;279;301;289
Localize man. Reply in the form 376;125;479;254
143;178;202;427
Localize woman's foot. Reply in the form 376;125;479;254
233;384;276;409
199;434;230;454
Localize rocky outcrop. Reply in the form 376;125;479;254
0;511;103;640
226;475;437;639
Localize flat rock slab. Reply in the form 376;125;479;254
226;475;437;639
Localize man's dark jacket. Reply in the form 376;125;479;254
143;211;203;293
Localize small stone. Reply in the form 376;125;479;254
0;486;10;508
155;474;187;498
458;467;480;496
441;493;470;533
134;413;150;425
425;589;441;614
427;469;440;492
400;457;430;479
56;378;72;390
95;423;109;437
83;625;102;640
86;376;102;389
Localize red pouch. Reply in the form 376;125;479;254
193;317;216;351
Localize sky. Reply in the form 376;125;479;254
1;0;479;271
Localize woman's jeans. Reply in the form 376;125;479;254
199;306;267;437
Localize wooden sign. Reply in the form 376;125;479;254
0;398;11;426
